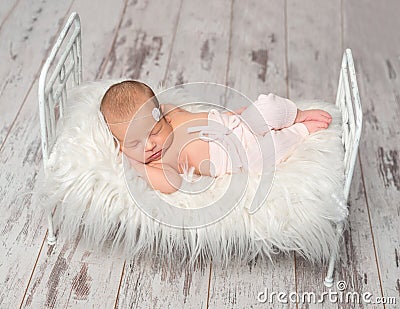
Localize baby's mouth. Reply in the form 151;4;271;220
148;149;162;161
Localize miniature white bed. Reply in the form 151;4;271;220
35;13;362;288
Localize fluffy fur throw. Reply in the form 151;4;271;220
33;80;348;268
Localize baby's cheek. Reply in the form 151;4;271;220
122;147;135;158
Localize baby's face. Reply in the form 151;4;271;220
111;106;174;164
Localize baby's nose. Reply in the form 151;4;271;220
145;138;156;151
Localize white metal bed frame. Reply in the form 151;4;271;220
37;12;362;288
38;12;82;246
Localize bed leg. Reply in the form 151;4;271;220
324;221;344;288
47;212;57;245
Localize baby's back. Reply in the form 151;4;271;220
159;108;212;176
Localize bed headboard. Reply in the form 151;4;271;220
38;12;82;171
335;49;363;202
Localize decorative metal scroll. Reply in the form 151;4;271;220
335;49;363;201
38;12;82;169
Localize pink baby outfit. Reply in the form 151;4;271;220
187;93;309;177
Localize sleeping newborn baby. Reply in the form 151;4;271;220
100;80;332;194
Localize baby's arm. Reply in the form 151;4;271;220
224;106;248;116
130;160;182;194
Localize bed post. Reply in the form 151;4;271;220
324;221;344;287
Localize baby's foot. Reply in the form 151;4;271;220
303;120;330;134
296;109;332;125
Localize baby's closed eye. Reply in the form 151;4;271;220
127;141;139;148
151;128;161;135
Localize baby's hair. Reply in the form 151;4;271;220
100;80;159;124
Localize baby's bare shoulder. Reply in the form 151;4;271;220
161;104;207;117
161;103;186;114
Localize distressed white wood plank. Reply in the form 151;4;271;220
336;159;384;308
23;233;124;308
287;0;341;103
116;257;209;308
225;0;287;100
344;0;400;305
0;1;128;308
0;2;76;307
110;0;215;307
0;0;19;31
0;81;49;307
76;0;128;80
101;0;180;88
164;0;231;86
0;0;74;146
287;1;382;308
209;1;296;308
209;256;296;308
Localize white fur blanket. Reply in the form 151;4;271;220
33;80;348;268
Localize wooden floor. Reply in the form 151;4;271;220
0;0;399;308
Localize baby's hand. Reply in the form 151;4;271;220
295;109;332;125
224;106;248;116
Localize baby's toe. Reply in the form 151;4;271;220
319;112;332;123
322;121;329;128
321;111;332;119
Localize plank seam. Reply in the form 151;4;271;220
357;149;386;305
284;0;289;99
162;0;184;85
96;0;129;79
19;230;49;309
113;260;126;309
206;261;213;309
340;0;344;52
0;0;76;154
293;253;299;309
223;0;234;107
0;0;22;33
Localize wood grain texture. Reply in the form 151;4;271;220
0;1;75;306
0;0;19;32
101;0;181;87
0;0;74;147
344;0;400;305
0;1;124;308
163;0;232;86
336;158;384;308
226;0;288;100
287;1;383;308
209;256;297;309
287;0;341;103
116;256;210;309
208;1;296;308
22;233;124;308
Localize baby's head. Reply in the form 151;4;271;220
100;80;173;164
